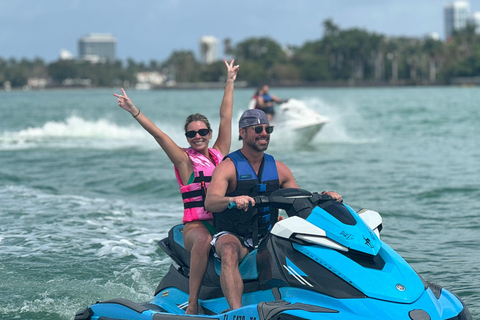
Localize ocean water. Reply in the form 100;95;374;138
1;86;479;319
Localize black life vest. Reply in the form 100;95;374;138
213;150;280;246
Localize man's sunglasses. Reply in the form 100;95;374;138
185;128;210;138
251;125;274;134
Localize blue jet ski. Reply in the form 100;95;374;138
75;188;471;320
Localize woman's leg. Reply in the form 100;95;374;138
183;221;213;314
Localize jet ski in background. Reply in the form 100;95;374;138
75;188;472;320
248;98;330;146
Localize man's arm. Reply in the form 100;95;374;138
205;160;255;212
276;161;300;189
271;95;282;103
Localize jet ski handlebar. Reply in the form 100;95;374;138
253;188;331;205
251;188;333;216
228;189;333;217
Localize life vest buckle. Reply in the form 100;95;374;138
261;214;270;224
256;183;267;192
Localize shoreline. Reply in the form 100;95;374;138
2;80;478;92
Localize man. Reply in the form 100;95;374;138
204;109;341;311
255;85;286;121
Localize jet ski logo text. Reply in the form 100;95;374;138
223;315;256;320
340;231;354;240
363;236;374;248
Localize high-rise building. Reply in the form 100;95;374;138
199;36;218;64
472;11;480;33
78;33;116;62
444;1;471;39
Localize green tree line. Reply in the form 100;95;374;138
2;20;480;89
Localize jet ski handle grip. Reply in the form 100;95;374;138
227;195;269;209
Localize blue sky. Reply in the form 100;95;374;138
1;0;480;63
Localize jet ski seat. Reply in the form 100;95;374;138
160;224;258;281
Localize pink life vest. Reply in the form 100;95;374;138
175;147;223;224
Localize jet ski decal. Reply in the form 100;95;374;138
283;257;313;288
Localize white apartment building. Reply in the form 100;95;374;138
199;36;218;64
78;33;117;62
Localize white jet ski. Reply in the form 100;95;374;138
248;98;330;146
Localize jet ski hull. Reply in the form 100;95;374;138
76;284;470;320
75;189;471;320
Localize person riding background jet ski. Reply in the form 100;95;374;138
113;60;239;315
204;109;342;311
254;85;288;121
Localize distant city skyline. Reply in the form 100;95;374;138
444;1;480;38
3;0;480;63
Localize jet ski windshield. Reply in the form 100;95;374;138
318;201;357;226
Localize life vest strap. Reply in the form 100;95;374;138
193;174;211;183
184;201;205;209
182;189;204;199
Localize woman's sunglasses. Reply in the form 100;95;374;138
185;128;210;138
252;125;274;134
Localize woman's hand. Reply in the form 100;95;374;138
113;88;137;116
224;59;239;83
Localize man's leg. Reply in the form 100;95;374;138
214;234;249;310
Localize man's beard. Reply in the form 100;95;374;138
245;135;269;152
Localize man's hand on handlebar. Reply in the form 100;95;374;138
230;195;256;212
321;191;343;202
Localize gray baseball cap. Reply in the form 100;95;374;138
239;109;269;128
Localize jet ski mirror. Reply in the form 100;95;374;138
358;208;383;237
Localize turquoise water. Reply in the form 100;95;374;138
1;86;479;319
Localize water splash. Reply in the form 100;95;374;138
233;97;377;151
0;115;163;150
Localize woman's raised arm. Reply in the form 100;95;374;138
113;88;190;170
212;60;239;156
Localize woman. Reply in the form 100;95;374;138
249;87;264;110
113;60;239;314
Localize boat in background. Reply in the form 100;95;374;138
248;98;330;145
